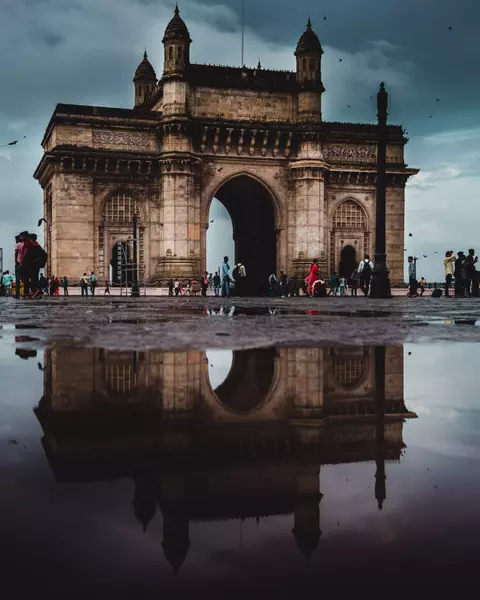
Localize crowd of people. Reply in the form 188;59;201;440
2;237;479;301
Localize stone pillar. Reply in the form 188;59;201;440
50;171;95;279
158;155;200;280
289;161;327;278
161;351;202;414
288;348;325;417
386;185;405;285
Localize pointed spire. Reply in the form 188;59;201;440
307;16;312;30
143;49;148;60
257;60;262;69
175;2;179;16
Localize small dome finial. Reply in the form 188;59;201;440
307;16;312;29
175;2;179;16
143;49;148;60
257;60;262;69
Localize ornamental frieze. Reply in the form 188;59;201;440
324;144;376;162
92;130;150;147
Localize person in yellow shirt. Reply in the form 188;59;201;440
444;251;456;297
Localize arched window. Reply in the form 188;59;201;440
178;46;183;60
333;200;366;229
333;353;368;389
102;191;141;223
168;46;173;60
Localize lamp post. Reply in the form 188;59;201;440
131;214;140;297
370;82;392;298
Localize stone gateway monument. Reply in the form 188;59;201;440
35;7;418;293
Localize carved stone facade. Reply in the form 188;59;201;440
35;8;418;287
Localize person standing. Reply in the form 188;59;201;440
454;252;466;298
464;249;478;298
279;270;288;298
221;256;231;298
358;255;374;297
168;280;174;296
62;277;69;296
268;273;277;297
444;251;456;297
201;271;209;297
213;272;221;297
237;263;247;297
305;259;319;297
350;269;359;297
419;277;427;296
80;273;89;297
89;272;97;296
339;276;346;296
104;280;111;295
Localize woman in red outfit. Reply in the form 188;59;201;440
305;259;319;296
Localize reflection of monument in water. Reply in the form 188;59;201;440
35;345;415;572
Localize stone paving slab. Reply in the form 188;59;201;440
1;296;480;350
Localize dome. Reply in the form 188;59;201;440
295;18;323;55
134;51;157;81
163;5;191;43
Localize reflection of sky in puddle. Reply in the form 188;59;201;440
206;349;233;390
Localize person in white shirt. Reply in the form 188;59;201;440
357;255;374;297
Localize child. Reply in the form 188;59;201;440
339;276;346;296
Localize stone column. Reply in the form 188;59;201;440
386;185;405;285
287;348;325;417
158;157;200;280
161;351;202;415
50;170;95;279
289;163;327;278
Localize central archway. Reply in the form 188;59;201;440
209;348;277;414
209;175;277;296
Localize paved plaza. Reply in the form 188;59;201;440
2;295;480;350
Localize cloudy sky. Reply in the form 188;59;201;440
1;0;478;279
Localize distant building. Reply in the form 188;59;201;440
35;7;418;293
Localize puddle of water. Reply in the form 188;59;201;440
2;337;480;595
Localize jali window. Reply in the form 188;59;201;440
333;200;366;229
102;192;141;223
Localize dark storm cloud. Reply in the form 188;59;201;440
33;29;66;47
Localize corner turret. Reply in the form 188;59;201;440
162;4;191;80
134;51;157;107
295;18;325;122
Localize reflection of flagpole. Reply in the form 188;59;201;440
241;0;245;66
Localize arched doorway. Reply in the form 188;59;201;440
339;245;357;278
208;176;277;296
111;241;131;285
208;348;276;413
330;199;369;276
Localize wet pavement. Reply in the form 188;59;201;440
2;297;480;597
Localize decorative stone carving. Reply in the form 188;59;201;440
324;145;376;162
93;131;150;147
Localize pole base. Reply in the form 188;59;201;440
369;271;392;299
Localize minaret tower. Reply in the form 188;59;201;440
133;51;157;108
295;18;325;122
162;4;191;82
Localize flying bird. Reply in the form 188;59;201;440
323;16;327;21
429;115;433;118
434;251;438;254
448;26;452;31
339;58;343;62
38;217;48;227
409;233;413;237
0;136;26;148
423;254;428;258
436;98;440;102
346;104;351;108
210;220;214;223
